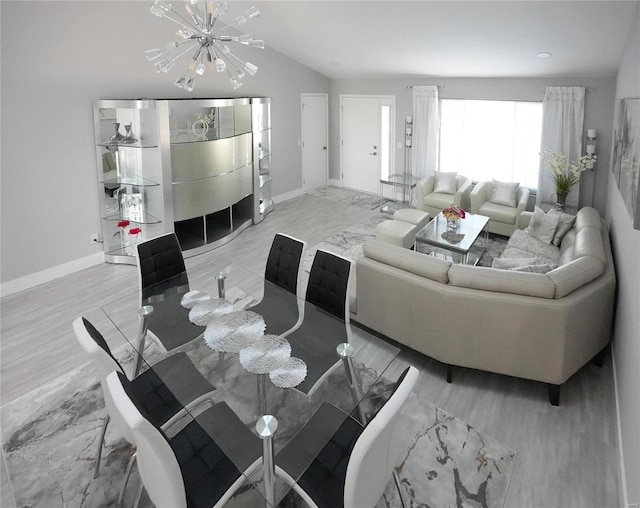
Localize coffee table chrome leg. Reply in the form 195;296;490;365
134;305;153;377
256;415;278;508
336;343;367;425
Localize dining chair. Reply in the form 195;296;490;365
104;370;262;508
73;317;217;505
285;249;353;395
248;233;307;337
135;233;200;353
276;365;419;508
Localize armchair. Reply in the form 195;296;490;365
415;172;472;216
470;180;530;236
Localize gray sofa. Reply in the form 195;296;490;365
352;207;616;405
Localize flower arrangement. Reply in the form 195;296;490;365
117;220;130;229
442;206;466;220
540;149;597;195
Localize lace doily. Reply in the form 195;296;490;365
269;357;307;388
203;311;265;353
239;335;291;374
181;290;210;309
188;298;234;326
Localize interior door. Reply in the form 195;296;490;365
341;97;381;194
301;94;328;191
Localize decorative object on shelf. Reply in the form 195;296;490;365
120;193;143;222
114;219;130;251
109;123;125;143
442;206;466;233
268;357;307;388
585;129;597;169
540;149;597;206
239;335;291;374
122;122;138;144
145;0;265;91
191;117;209;139
126;227;142;255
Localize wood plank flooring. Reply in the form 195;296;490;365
0;192;621;507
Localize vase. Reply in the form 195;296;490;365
446;217;459;233
556;191;568;207
109;122;124;143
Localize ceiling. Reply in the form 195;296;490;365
233;1;639;80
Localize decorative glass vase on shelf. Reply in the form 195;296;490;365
446;217;459;233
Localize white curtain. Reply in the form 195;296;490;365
538;86;585;207
412;85;440;184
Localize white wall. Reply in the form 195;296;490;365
329;77;616;212
608;3;640;506
0;1;329;285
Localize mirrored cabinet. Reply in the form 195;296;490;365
93;97;272;264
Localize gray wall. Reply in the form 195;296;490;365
607;3;640;505
0;1;329;283
329;77;616;212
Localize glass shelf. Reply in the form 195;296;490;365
103;210;162;224
101;176;160;187
97;141;159;149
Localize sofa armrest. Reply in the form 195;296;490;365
455;177;473;210
416;175;435;210
516;187;530;214
470;181;490;213
519;211;533;229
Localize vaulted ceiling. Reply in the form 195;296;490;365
237;1;638;79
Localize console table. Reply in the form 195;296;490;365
379;173;419;212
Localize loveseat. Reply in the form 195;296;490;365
352;207;615;405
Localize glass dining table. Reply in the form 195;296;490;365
101;256;401;507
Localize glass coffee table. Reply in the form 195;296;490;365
414;212;489;265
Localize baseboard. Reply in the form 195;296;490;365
273;187;304;204
328;178;341;187
611;344;630;508
0;252;104;298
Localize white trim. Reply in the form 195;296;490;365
328;178;341;187
0;252;105;297
273;187;304;204
301;93;329;192
611;344;630;508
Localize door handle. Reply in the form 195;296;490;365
322;146;327;150
369;152;378;156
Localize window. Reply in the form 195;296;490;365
439;99;543;189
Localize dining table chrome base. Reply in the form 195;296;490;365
256;415;278;508
337;343;367;426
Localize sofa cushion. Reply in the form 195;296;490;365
547;208;576;247
362;240;451;283
489;179;519;207
510;264;555;274
526;206;560;245
424;192;458;209
573;227;606;264
492;257;538;270
478;201;517;225
501;229;561;267
547;256;605;298
448;265;556;298
575;207;602;232
433;172;457;194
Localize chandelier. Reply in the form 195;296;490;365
145;0;264;91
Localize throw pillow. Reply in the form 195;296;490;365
489;179;519;207
433;172;458;194
548;208;576;247
492;257;538;270
526;206;560;245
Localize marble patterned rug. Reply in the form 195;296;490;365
2;346;516;508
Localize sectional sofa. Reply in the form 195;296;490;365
352;207;616;405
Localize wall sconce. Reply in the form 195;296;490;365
586;129;597;169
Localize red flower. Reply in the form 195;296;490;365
117;220;130;228
128;227;142;235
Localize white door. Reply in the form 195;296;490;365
301;94;328;191
341;96;395;195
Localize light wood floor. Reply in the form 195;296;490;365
0;192;621;507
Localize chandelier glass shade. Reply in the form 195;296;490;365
145;0;264;91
